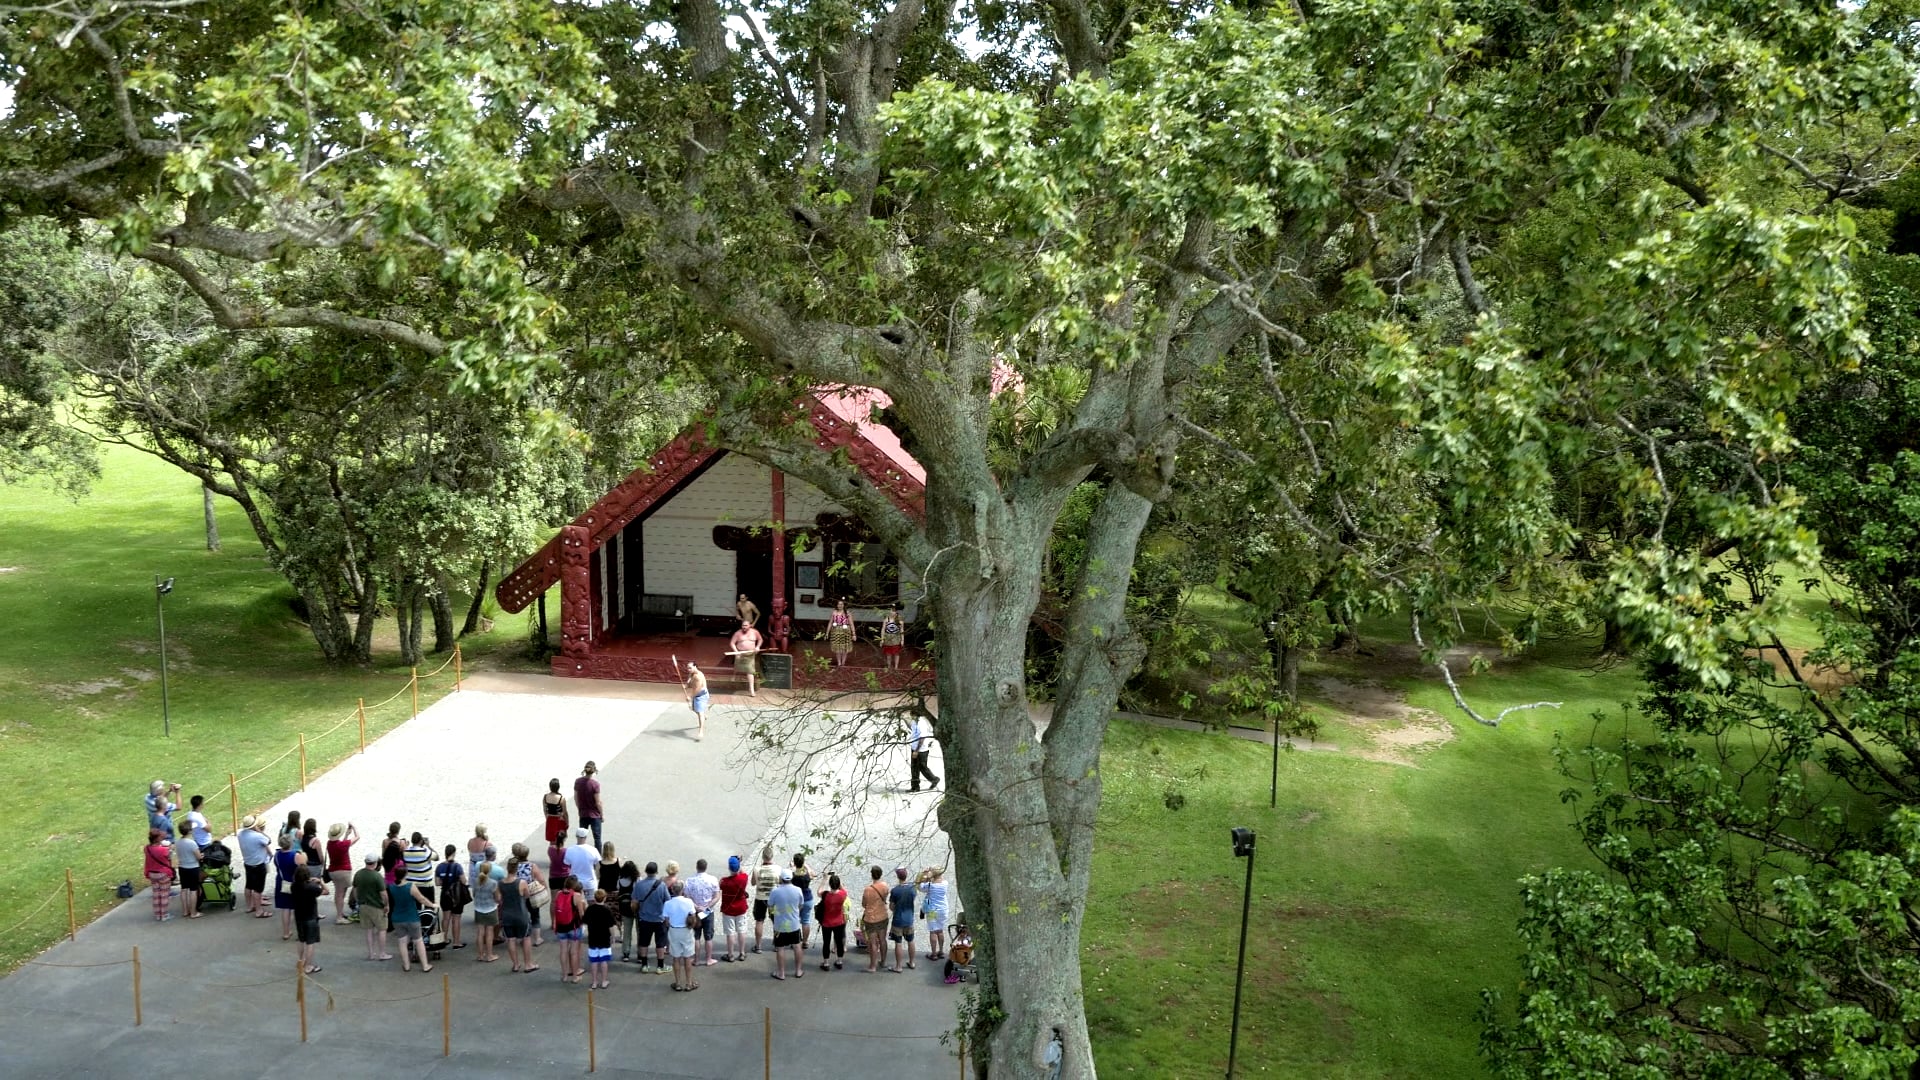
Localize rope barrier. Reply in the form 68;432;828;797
0;890;62;939
232;743;301;786
21;956;133;969
780;1024;950;1041
139;961;294;989
303;976;442;1006
587;1000;761;1029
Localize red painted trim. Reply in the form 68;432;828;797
770;469;787;617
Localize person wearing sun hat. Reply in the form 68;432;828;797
237;814;273;917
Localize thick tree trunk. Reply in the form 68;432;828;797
429;577;455;654
461;560;490;636
395;578;425;666
930;482;1155;1080
201;484;220;551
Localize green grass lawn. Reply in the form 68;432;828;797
0;444;542;970
1086;603;1647;1077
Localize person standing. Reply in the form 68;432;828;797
861;866;891;973
827;600;855;667
511;843;547;948
353;853;391;960
274;835;300;939
684;663;709;741
553;876;587;984
818;873;848;971
471;861;501;963
718;856;750;963
729;620;763;697
541;780;569;847
325;823;357;924
467;824;495;885
749;846;781;954
499;860;533;973
238;816;272;918
909;714;941;792
685;858;721;967
564;828;600;896
888;867;919;972
584;889;617;990
145;780;180;826
633;861;668;972
299;818;324;872
403;832;436;904
173;821;203;920
573;763;604;848
184;795;212;848
143;827;174;923
735;593;761;629
662;881;699;991
919;867;952;959
436;845;469;950
292;864;324;974
790;854;814;949
767;869;804;980
387;873;435;973
598;841;622;902
880;608;906;671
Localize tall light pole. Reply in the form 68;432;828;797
155;576;174;737
1227;826;1256;1078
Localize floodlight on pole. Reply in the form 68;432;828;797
155;576;173;738
1227;826;1256;1078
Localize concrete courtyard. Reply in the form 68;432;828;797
0;673;966;1079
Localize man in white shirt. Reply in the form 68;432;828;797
564;828;600;895
684;858;721;967
909;716;940;792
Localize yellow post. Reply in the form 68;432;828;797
228;772;239;836
442;972;451;1057
763;1006;772;1080
65;868;76;941
587;988;597;1073
298;733;307;791
357;698;367;753
454;643;463;692
297;964;308;1043
132;946;142;1027
411;666;419;717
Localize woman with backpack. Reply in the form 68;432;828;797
551;875;587;984
436;845;470;950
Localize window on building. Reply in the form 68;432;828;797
824;541;898;606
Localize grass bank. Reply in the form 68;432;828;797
0;445;543;971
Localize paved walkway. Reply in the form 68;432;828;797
0;677;966;1079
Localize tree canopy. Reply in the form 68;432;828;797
4;0;1916;1075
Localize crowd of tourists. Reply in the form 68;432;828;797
138;764;970;989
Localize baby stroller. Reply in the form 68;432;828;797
419;906;450;962
943;923;975;984
198;841;237;911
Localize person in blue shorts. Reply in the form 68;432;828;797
684;663;710;741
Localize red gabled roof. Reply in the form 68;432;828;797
493;390;927;614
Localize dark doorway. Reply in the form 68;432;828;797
736;549;772;628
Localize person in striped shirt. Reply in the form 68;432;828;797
403;833;436;904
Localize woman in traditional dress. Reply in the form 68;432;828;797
827;600;855;667
879;608;905;671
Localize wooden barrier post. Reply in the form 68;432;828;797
65;868;76;941
454;643;463;692
763;1006;772;1080
410;667;419;717
357;698;367;753
297;964;308;1043
228;772;239;836
298;734;307;791
587;988;597;1073
959;1036;966;1079
442;972;451;1057
132;946;142;1027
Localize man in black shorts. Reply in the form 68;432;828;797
292;864;325;974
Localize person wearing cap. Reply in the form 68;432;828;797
662;880;700;991
238;815;273;917
887;867;919;972
564;827;600;895
145;780;180;831
766;868;805;980
353;853;392;960
325;822;358;924
686;858;721;966
719;855;750;962
573;762;604;848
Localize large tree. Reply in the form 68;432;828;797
4;0;1909;1074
